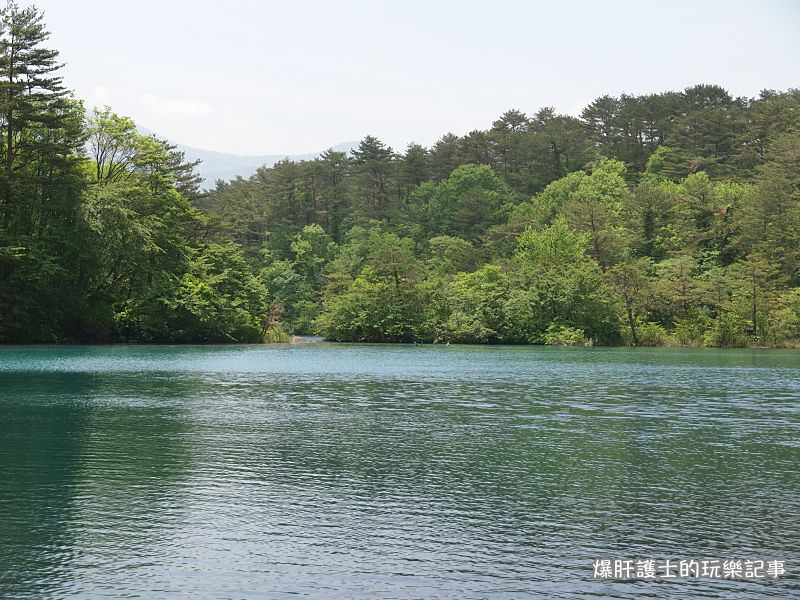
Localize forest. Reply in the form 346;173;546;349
1;3;799;347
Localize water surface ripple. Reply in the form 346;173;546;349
0;345;798;598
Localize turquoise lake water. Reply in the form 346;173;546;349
0;344;798;598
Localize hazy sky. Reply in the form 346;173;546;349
31;0;800;156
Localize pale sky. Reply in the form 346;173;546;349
31;0;800;156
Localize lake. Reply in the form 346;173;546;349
0;344;798;598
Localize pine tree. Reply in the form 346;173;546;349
351;135;394;221
0;1;71;171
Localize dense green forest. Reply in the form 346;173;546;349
1;3;798;346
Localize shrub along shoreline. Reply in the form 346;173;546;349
1;5;798;348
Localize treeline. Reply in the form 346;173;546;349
1;3;798;346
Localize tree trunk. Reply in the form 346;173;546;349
626;302;639;346
6;47;14;170
5;111;12;169
590;213;602;264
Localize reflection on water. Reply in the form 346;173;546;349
0;345;798;598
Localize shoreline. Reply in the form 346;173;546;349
1;340;797;350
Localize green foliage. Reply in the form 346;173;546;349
625;175;682;260
645;146;697;180
115;244;267;343
424;164;515;241
260;259;316;334
262;326;291;344
515;218;588;268
562;158;628;265
0;238;64;341
0;6;797;348
426;235;480;276
606;259;650;345
291;224;335;287
767;288;800;347
704;311;751;348
316;270;424;342
521;171;586;226
622;320;672;347
542;324;587;346
673;309;713;347
504;259;621;345
443;265;510;343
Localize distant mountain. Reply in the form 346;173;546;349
137;127;358;187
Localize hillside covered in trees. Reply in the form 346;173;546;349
1;3;799;347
